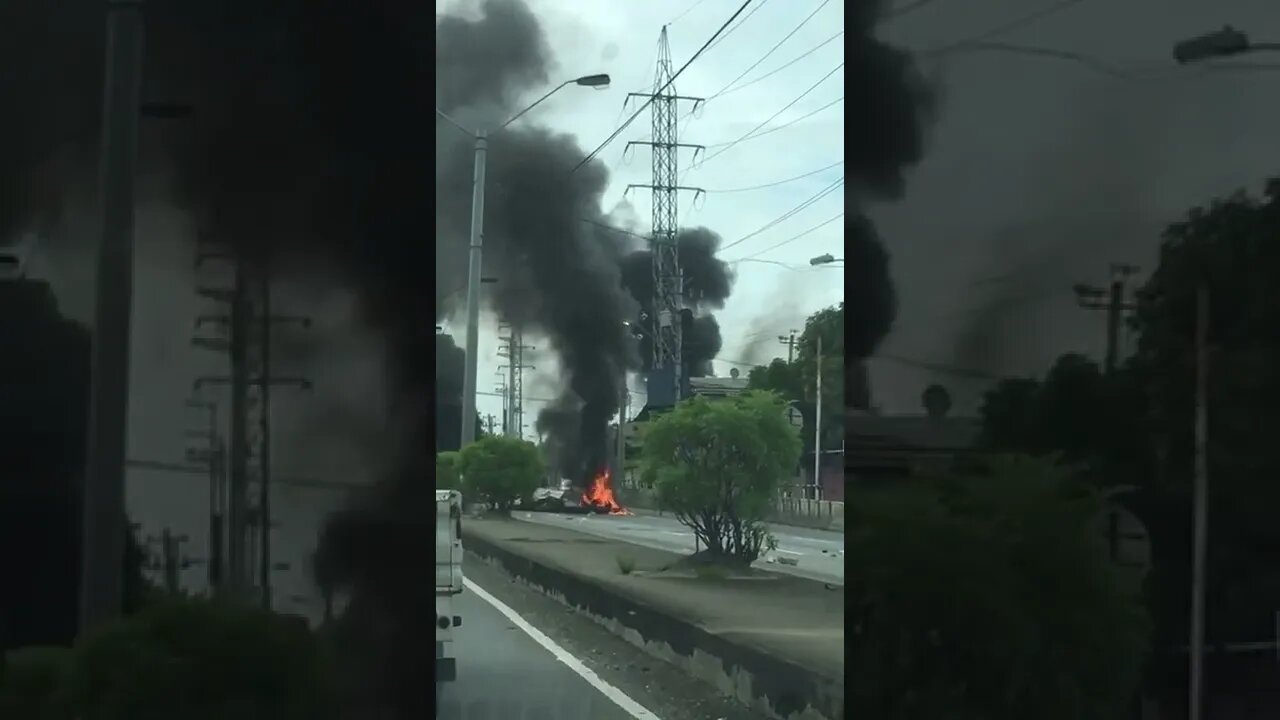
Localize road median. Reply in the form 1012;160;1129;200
462;515;843;720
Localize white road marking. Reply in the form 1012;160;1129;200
463;577;665;720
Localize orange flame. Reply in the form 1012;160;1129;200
582;467;631;515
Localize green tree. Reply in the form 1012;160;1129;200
0;647;72;720
975;180;1280;681
978;353;1148;482
58;596;336;720
846;456;1148;720
746;357;802;401
457;435;543;512
795;303;844;447
1128;180;1280;651
640;391;801;564
747;303;845;452
436;451;461;490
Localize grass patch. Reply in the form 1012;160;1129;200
692;563;729;580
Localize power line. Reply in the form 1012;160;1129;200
718;177;844;253
667;0;710;25
703;96;843;153
677;28;843;140
692;62;843;169
926;0;1089;55
734;212;844;260
705;160;843;193
580;217;649;242
940;41;1130;78
573;0;754;174
873;353;1004;381
708;30;843;101
705;0;832;104
884;0;945;20
705;0;771;53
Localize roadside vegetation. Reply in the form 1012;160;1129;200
640;390;801;567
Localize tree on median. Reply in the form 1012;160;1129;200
640;391;801;565
457;435;543;512
845;455;1149;720
436;451;461;490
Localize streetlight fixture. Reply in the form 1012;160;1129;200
437;72;611;449
809;254;842;266
1173;26;1277;64
0;252;20;277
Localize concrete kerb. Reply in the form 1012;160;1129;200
462;529;843;720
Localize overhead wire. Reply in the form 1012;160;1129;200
689;62;842;172
883;0;944;20
733;212;844;260
678;27;843;140
666;0;710;26
701;96;843;152
702;0;832;106
925;0;1089;55
718;177;844;253
704;160;844;193
706;30;843;102
704;0;772;53
572;0;754;175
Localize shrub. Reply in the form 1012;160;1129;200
63;596;337;720
0;646;73;720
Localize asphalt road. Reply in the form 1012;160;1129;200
438;552;774;720
514;509;845;585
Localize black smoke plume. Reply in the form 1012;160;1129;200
842;0;936;405
434;3;735;484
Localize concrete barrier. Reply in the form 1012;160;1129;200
463;526;843;720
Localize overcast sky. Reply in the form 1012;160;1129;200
18;0;1280;601
450;0;847;432
867;0;1280;414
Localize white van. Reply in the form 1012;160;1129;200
435;490;464;701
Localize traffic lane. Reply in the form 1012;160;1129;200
444;552;774;720
440;576;639;720
515;511;845;584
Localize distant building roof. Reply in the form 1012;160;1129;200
847;413;981;452
688;376;749;398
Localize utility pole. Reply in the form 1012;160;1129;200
191;240;311;603
145;528;190;595
626;26;705;407
498;326;536;439
1189;285;1210;720
161;529;188;594
779;329;799;363
616;383;630;483
79;0;145;636
1072;263;1139;373
812;335;823;501
484;414;496;435
184;399;224;594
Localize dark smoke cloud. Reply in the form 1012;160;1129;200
841;0;937;404
433;3;737;484
619;227;735;379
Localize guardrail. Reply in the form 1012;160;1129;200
620;488;845;532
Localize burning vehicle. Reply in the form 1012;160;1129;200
521;467;631;515
581;467;630;515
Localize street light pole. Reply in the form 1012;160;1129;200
1189;286;1211;720
442;72;611;450
459;129;487;447
813;335;823;501
1173;26;1280;64
79;0;145;636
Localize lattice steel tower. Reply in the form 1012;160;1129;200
626;26;704;404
